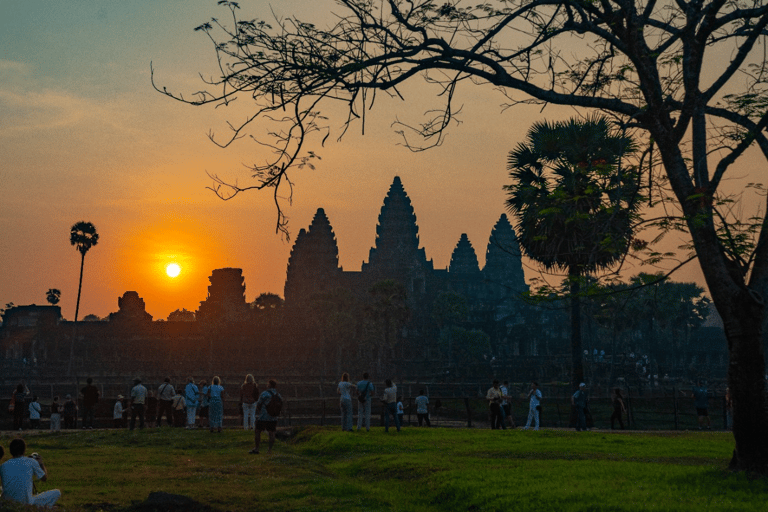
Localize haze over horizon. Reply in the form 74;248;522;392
2;0;729;321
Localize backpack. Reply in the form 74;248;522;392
358;381;370;403
265;390;283;417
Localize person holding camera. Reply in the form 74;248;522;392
523;382;542;431
0;438;61;507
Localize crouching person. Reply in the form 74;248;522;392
0;438;61;507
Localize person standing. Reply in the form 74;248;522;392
185;378;200;429
382;379;400;433
523;382;542;431
337;373;354;432
251;379;283;454
63;394;77;429
572;383;588;432
486;380;505;430
198;379;210;429
172;390;186;427
240;374;258;431
0;438;61;507
113;396;125;428
691;380;711;430
49;396;61;432
207;376;225;433
12;383;29;431
28;396;42;430
396;397;405;427
415;390;431;427
156;377;175;427
80;377;100;429
610;388;626;430
356;372;374;432
130;378;148;430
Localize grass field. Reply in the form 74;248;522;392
0;426;765;511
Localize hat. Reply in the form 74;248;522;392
117;395;124;399
579;383;586;388
133;378;142;384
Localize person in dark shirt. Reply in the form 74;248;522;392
80;378;100;429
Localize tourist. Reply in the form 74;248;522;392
610;388;626;430
523;382;542;431
486;380;505;430
28;396;42;430
113;395;125;428
130;377;148;430
185;377;200;429
156;377;176;427
145;390;157;428
198;379;210;428
0;438;61;507
415;390;430;427
691;380;711;430
207;376;225;433
337;373;354;432
502;381;515;428
12;383;29;431
80;377;100;429
572;383;588;432
172;390;186;427
63;394;77;429
356;372;374;432
382;379;400;432
251;379;283;454
49;396;61;432
396;396;405;427
240;374;258;431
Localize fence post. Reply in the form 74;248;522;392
673;386;679;430
464;398;472;428
320;399;325;427
626;386;633;430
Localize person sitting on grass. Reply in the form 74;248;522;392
251;379;283;454
0;438;61;507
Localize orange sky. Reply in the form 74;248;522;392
2;1;755;321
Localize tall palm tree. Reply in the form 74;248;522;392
504;115;641;389
68;221;98;376
46;288;61;306
70;221;99;323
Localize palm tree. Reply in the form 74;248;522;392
68;221;99;376
504;115;640;389
46;288;61;305
70;221;99;323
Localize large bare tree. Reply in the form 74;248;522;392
155;0;768;471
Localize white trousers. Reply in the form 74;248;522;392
357;399;371;430
186;406;197;426
525;407;540;430
242;402;257;430
31;489;61;507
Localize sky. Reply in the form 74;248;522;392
1;0;743;322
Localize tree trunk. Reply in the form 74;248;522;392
67;252;86;377
570;269;584;390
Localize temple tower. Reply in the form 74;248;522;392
449;234;480;274
197;268;249;322
483;214;528;300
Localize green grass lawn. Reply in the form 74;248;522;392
0;427;765;511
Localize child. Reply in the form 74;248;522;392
396;397;405;427
113;395;125;428
29;396;42;429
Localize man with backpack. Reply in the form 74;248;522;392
251;379;283;454
356;372;374;432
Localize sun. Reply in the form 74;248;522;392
166;263;181;278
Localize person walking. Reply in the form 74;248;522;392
251;379;283;454
156;377;175;427
356;372;374;432
382;379;400;433
415;390;431;427
185;377;200;429
610;388;626;430
240;374;258;430
572;383;588;432
207;376;225;433
337;373;354;432
523;382;542;431
486;380;505;430
129;378;147;430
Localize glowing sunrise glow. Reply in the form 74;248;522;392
166;263;181;278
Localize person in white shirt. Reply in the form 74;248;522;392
524;382;542;431
382;379;400;432
337;373;354;432
0;438;61;507
28;396;42;430
113;396;125;428
415;390;431;427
